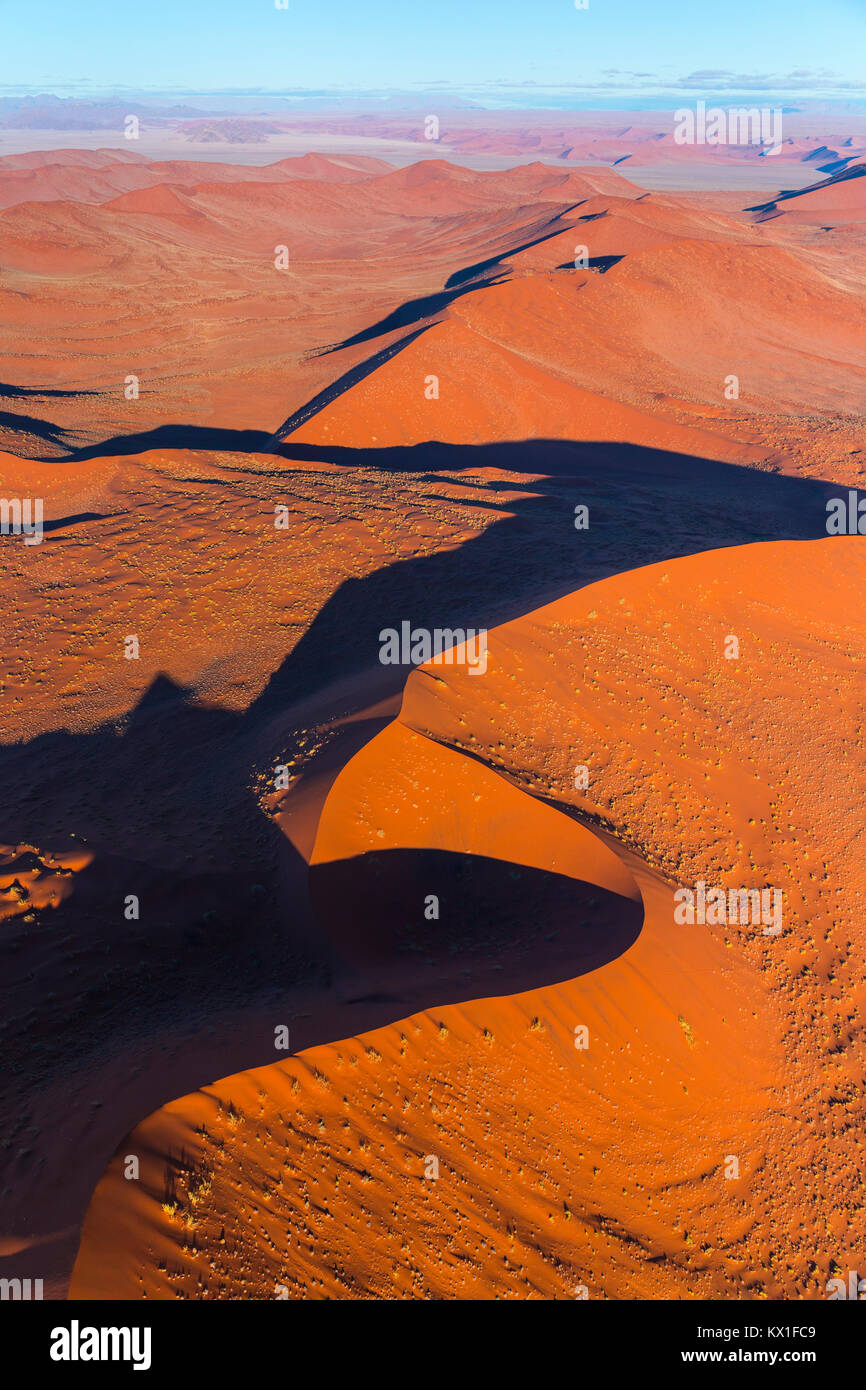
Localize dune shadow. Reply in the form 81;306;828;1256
556;254;624;272
308;204;587;359
0;382;98;400
0;406;72;448
309;274;507;358
310;848;642;1006
442;207;586;288
247;439;839;714
0;436;842;1045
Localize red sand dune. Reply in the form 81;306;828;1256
287;232;866;464
70;538;866;1300
0;151;860;472
4;104;865;172
0;151;392;212
1;155;629;445
749;163;866;223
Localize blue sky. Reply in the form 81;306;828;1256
2;0;864;99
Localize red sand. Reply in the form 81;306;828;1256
70;539;866;1300
0;145;864;1300
1;151;860;473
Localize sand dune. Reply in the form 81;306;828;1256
198;108;865;174
0;417;844;1295
749;163;866;223
1;152;862;477
70;538;866;1299
0;147;149;170
287;312;767;461
285;236;866;461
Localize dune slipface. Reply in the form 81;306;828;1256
69;538;866;1300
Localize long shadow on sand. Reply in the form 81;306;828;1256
249;438;839;713
0;436;843;1292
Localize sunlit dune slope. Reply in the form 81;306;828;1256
287;237;866;461
0;445;527;738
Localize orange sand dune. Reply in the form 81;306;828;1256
510;191;759;265
288;312;766;463
0;159;605;446
749;164;866;224
0;419;842;1296
0;163;166;211
287;234;866;465
70;537;866;1300
1;154;862;472
369;158;639;203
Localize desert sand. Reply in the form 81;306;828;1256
70;539;866;1299
0;140;863;1299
